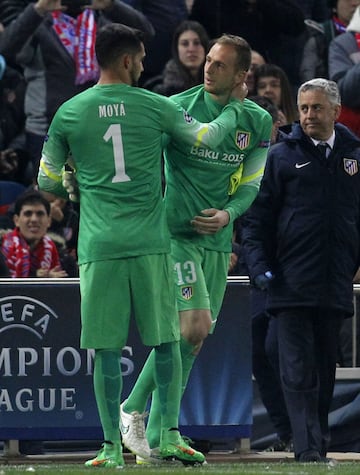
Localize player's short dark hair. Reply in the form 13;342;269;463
95;23;145;69
14;190;51;216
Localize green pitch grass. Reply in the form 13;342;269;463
1;462;360;474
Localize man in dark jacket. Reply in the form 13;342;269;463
242;78;360;463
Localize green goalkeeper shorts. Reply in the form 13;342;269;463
171;239;230;332
79;254;180;349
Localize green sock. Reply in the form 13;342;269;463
146;337;196;448
154;341;181;440
146;389;160;449
93;349;122;444
123;349;156;414
179;337;197;394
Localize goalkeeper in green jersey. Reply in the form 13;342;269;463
38;23;246;469
120;34;273;462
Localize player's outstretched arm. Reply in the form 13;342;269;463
166;99;244;150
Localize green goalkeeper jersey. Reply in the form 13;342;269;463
164;85;273;252
38;83;243;264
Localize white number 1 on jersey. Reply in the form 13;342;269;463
103;124;131;183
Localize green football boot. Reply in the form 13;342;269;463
159;429;206;466
85;441;124;469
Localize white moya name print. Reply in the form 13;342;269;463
98;102;126;118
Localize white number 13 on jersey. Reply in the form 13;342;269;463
103;124;131;183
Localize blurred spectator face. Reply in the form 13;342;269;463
256;75;282;107
271;116;281;144
0;150;19;176
336;0;360;24
178;30;206;74
14;203;51;247
62;0;87;17
246;50;265;95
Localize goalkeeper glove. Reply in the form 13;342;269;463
62;170;79;202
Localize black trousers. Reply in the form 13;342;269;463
251;291;291;441
276;307;344;459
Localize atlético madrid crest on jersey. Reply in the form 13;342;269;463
343;158;358;176
236;131;250;150
181;286;193;300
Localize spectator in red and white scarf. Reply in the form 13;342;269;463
0;0;155;182
1;189;68;278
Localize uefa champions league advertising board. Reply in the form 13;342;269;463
0;279;251;441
